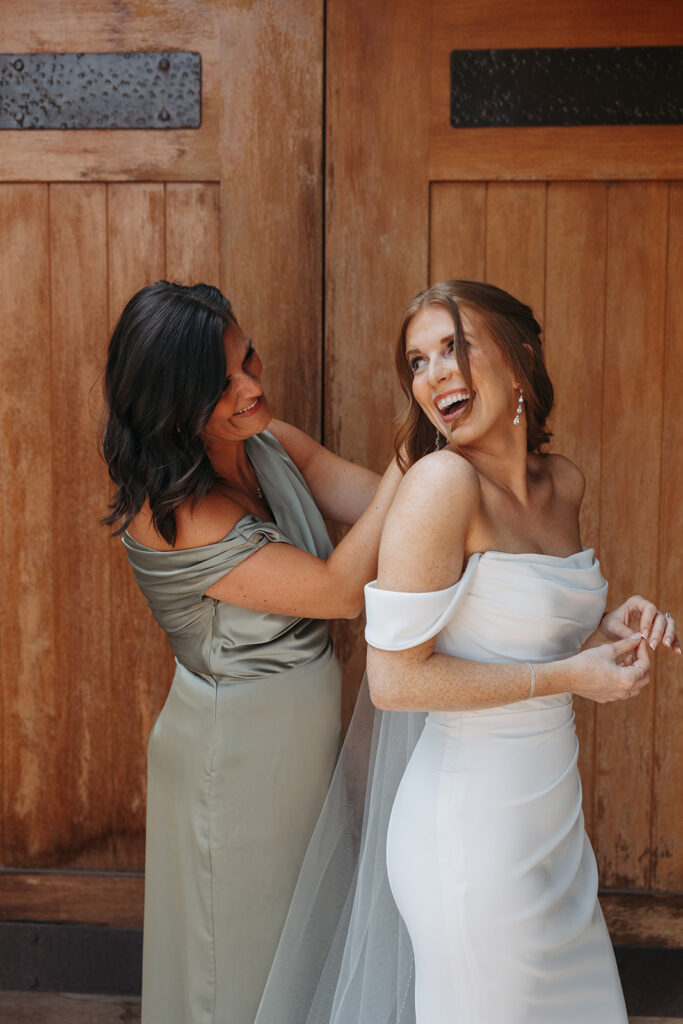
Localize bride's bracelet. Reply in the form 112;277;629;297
525;662;536;699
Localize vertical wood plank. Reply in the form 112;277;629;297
485;182;547;322
544;182;608;838
326;0;431;726
652;183;683;890
218;0;323;437
595;182;669;888
326;0;430;471
107;184;171;870
0;186;54;866
166;183;220;287
49;183;113;867
429;182;487;284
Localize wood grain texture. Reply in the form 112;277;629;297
106;183;172;870
217;0;323;437
595;182;669;888
429;183;487;284
0;0;220;183
652;183;683;890
601;892;683;949
325;0;431;469
0;186;54;866
49;184;114;868
325;0;431;719
485;182;547;321
544;182;608;836
0;993;142;1024
430;0;683;181
0;871;143;928
430;127;683;183
166;184;220;287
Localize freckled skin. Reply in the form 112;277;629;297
368;304;655;711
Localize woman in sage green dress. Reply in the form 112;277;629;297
102;281;401;1024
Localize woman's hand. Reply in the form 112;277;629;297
585;596;680;656
562;634;651;704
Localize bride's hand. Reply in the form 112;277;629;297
587;596;680;656
564;634;651;704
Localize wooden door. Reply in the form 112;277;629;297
0;0;323;928
326;0;683;945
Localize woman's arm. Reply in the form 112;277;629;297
366;450;649;711
203;455;403;619
269;419;380;525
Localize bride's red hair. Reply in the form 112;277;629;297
394;279;554;473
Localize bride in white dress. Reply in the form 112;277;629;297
364;279;679;1023
254;279;679;1024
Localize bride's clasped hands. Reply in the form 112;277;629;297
570;592;680;703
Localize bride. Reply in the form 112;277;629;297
255;279;679;1024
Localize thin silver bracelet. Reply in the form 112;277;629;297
526;662;536;699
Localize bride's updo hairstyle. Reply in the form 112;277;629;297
394;279;554;472
102;280;235;545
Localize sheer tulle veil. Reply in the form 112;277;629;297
253;677;425;1024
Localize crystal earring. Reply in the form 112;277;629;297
435;427;442;451
513;389;524;426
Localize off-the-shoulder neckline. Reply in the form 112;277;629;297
478;546;592;562
122;512;278;554
366;547;596;597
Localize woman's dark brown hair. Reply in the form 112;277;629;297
102;281;236;545
394;279;554;472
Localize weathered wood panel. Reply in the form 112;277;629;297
166;184;220;286
601;892;683;949
430;0;683;181
0;871;143;928
326;0;431;724
544;182;608;838
652;182;683;890
595;182;669;888
0;0;220;183
49;183;113;867
217;0;323;438
485;182;547;323
429;183;487;283
325;0;430;470
0;186;53;866
106;183;171;870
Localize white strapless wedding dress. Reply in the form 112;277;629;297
365;548;628;1024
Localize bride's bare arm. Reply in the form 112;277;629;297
366;451;649;711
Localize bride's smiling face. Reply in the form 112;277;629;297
405;304;519;448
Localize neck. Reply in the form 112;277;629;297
203;436;254;489
453;432;532;503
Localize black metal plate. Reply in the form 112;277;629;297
0;922;142;995
450;46;683;127
0;51;201;129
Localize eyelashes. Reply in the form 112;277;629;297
409;338;457;374
222;344;257;391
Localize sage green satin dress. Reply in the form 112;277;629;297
122;431;342;1024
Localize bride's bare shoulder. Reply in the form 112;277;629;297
401;449;480;496
385;451;481;539
543;453;586;508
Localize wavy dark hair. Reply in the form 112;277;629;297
102;280;235;545
394;279;554;472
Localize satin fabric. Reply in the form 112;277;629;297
367;549;628;1023
123;430;342;1024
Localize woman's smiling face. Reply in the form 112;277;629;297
201;321;272;446
405;303;519;449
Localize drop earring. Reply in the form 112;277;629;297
513;389;524;426
435;427;442;451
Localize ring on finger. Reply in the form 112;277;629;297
635;664;644;680
665;611;673;619
626;692;631;699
